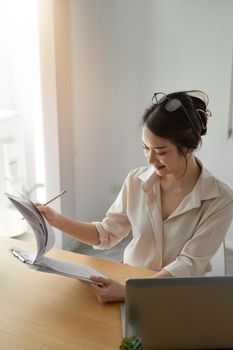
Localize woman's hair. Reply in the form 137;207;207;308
142;90;211;154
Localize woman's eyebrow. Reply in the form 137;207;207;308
141;141;168;149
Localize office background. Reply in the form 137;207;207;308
0;0;233;267
44;0;233;250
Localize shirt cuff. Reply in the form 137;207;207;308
92;221;110;249
163;257;210;277
163;259;194;277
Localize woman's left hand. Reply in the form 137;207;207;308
81;276;126;303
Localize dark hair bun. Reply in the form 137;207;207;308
189;95;208;136
142;90;211;151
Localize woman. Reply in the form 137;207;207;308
37;90;233;303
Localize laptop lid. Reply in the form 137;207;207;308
125;277;233;350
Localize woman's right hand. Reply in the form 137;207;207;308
36;204;59;227
82;276;126;303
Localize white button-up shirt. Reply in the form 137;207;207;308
93;161;233;276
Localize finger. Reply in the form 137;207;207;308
78;278;104;288
37;205;44;211
34;202;42;207
88;284;108;302
90;276;111;286
37;205;49;213
78;279;93;287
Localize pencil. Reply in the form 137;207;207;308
21;190;67;220
42;190;67;206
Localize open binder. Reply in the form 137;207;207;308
5;193;105;284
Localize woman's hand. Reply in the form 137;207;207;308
36;204;60;227
83;276;126;303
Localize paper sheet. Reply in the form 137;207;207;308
6;193;105;284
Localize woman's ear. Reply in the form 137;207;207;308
185;148;193;156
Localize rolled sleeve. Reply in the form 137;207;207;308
164;258;193;277
164;256;211;277
92;221;111;249
92;172;132;250
92;212;131;249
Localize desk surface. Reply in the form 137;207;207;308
0;238;154;350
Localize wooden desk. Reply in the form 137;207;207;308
0;238;154;350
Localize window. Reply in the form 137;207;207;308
0;0;45;237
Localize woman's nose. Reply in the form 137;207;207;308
148;149;157;163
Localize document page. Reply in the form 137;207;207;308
6;193;105;284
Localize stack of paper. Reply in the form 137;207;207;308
6;193;105;284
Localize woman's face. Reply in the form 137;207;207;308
142;126;187;178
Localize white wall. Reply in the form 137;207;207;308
70;0;155;222
69;0;233;248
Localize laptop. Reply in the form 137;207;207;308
123;277;233;349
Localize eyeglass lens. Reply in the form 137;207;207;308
152;92;196;133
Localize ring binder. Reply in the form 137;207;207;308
6;193;105;285
11;248;27;262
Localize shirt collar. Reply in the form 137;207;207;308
138;166;158;193
192;160;220;203
137;159;220;202
138;165;155;182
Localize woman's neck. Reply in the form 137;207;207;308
160;156;201;193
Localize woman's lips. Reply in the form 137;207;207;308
154;164;165;170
